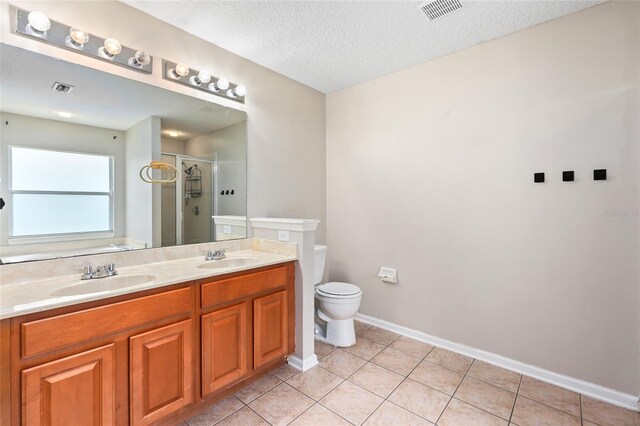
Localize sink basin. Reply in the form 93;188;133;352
198;257;259;269
51;274;157;297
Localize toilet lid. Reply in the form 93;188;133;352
316;282;361;297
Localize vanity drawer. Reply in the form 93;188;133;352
21;287;192;358
201;266;287;308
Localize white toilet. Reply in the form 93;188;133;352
314;245;362;347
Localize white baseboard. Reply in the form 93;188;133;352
287;354;318;372
355;313;639;412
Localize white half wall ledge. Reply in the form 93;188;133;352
355;313;640;412
250;218;320;232
287;354;319;372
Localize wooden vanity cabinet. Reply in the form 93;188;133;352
130;319;194;425
0;261;295;426
21;344;116;426
201;303;248;396
254;291;288;369
199;263;295;397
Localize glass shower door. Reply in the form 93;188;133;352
180;158;213;245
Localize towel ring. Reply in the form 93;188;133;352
139;161;178;183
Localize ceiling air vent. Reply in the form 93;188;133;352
51;82;74;93
418;0;463;21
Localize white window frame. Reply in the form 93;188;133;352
7;146;115;245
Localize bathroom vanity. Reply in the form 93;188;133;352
0;255;296;425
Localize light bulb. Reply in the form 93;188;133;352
167;63;190;79
234;85;247;97
104;38;122;55
175;63;190;77
168;131;179;137
227;85;247;98
98;38;122;59
189;70;211;86
26;11;51;37
65;27;89;49
208;77;229;92
129;50;151;68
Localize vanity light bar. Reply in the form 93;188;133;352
14;8;153;74
162;60;246;104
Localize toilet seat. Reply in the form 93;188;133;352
316;282;361;298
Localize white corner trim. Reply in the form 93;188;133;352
355;313;639;412
287;354;319;372
212;216;247;226
250;218;320;232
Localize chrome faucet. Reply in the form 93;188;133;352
205;249;226;261
81;263;118;280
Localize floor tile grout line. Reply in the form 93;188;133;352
319;331;589;425
508;374;523;424
514;394;583;422
209;399;246;426
360;323;599;421
246;403;275;426
434;355;474;425
316;398;359;425
358;343;437;425
334;332;407;425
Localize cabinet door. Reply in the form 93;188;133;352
130;319;193;426
253;291;288;369
22;344;115;426
201;303;248;396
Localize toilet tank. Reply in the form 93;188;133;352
314;245;327;285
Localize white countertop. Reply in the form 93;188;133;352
0;249;296;319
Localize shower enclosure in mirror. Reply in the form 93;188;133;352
0;43;248;264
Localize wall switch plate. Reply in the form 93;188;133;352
278;230;290;242
562;171;574;182
594;169;607;181
223;225;231;234
534;172;545;183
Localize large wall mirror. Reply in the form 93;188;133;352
0;44;248;264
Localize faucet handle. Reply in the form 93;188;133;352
205;250;214;261
107;263;115;272
81;265;94;280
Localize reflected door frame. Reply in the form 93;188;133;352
161;153;216;246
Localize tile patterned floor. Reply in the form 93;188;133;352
186;321;640;426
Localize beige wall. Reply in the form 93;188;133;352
327;1;640;395
0;0;326;243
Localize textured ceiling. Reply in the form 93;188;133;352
0;44;246;139
124;0;605;94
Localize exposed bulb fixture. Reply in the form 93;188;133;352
208;77;229;92
168;131;179;138
129;50;151;68
227;85;247;98
189;70;211;86
65;27;89;49
98;38;122;59
167;63;190;79
57;111;72;118
26;11;50;37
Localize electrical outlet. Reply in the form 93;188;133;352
223;225;231;234
278;230;290;242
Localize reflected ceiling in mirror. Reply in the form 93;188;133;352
0;43;247;264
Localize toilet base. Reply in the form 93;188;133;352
315;317;356;347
